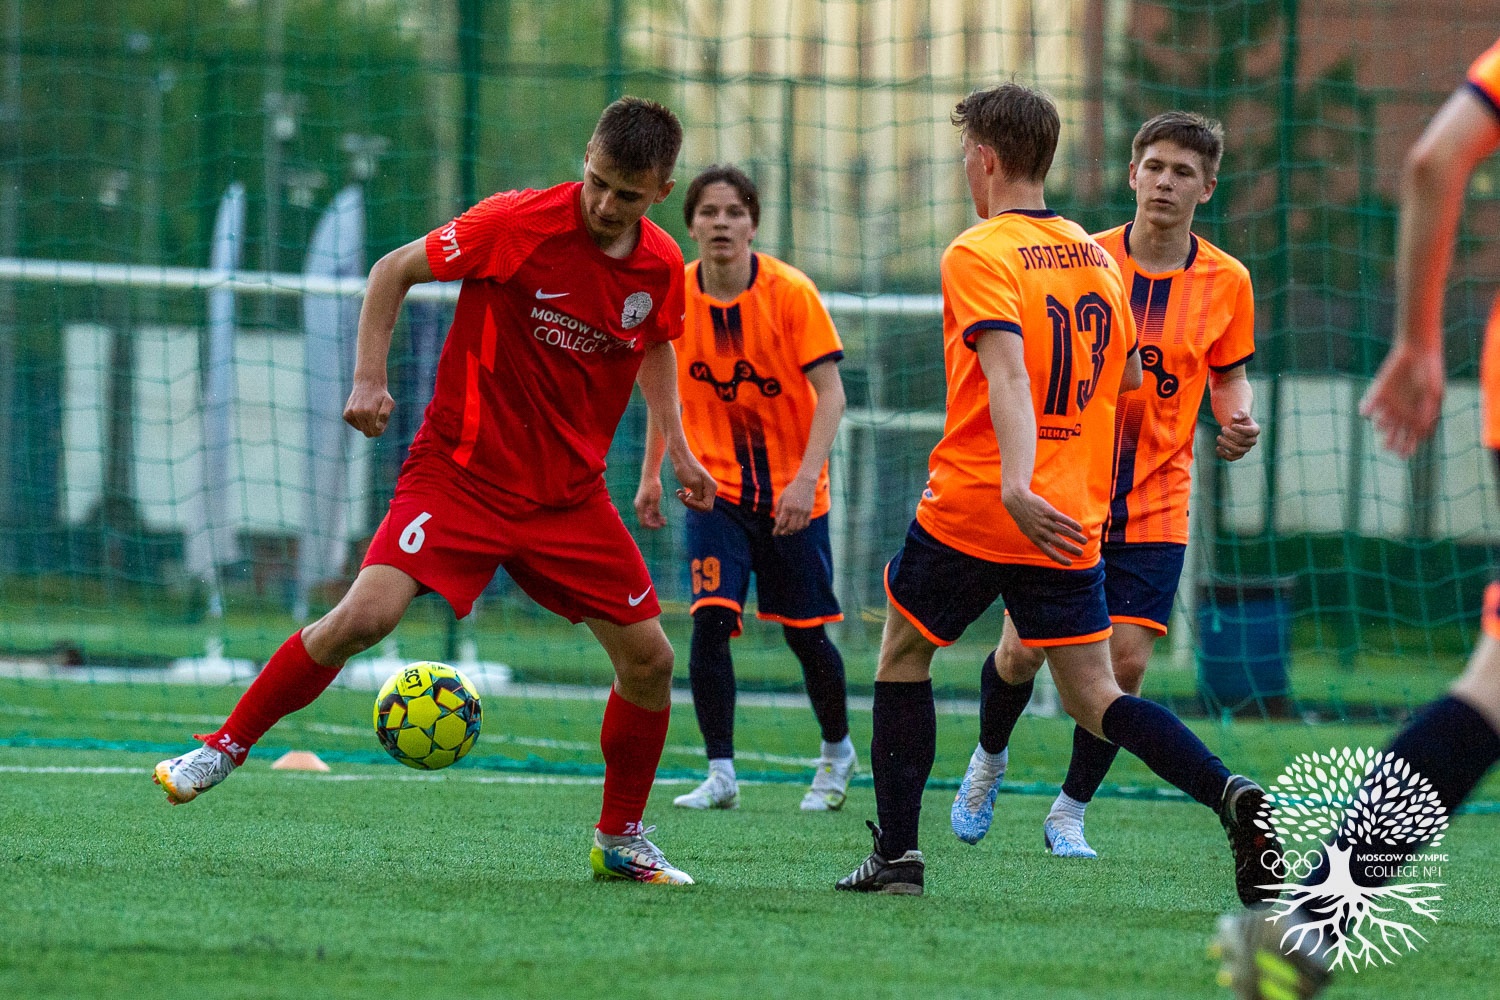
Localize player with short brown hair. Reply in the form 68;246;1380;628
155;97;715;886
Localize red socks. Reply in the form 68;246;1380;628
198;630;340;765
597;689;671;836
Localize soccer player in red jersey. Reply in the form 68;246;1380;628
635;165;854;813
154;98;717;885
835;84;1278;902
1216;39;1500;1000
953;112;1262;859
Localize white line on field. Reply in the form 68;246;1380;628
0;702;820;767
0;764;725;787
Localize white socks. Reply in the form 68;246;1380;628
822;735;856;763
1049;790;1087;823
973;745;1008;777
708;758;736;782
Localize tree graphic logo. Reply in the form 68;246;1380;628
1254;747;1450;971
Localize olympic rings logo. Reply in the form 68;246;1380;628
1262;848;1324;880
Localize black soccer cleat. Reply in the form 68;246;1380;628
835;820;925;895
1219;775;1282;908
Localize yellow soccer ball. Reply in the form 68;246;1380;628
373;662;482;770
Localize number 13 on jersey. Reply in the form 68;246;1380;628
1042;292;1113;417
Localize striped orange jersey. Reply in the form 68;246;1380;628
1468;38;1500;447
678;253;845;517
916;210;1137;568
1092;223;1255;544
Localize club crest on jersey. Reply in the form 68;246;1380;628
1139;345;1181;398
621;291;653;330
689;359;782;402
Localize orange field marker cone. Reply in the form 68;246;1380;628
271;751;330;772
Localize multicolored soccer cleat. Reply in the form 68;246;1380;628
1210;910;1331;999
590;827;695;885
153;744;237;805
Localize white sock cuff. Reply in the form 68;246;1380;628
974;745;1008;769
708;758;736;780
1050;790;1087;818
822;735;855;762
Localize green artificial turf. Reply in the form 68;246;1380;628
2;701;1499;998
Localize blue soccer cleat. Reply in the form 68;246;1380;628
1043;812;1099;859
950;745;1007;844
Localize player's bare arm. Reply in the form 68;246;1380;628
975;329;1086;566
773;359;846;537
1120;345;1143;394
637;339;716;512
1362;87;1500;457
634;410;668;529
1208;364;1259;461
344;237;435;438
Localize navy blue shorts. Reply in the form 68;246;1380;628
684;498;842;633
1101;541;1187;635
884;520;1111;648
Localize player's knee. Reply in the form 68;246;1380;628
783;624;830;658
997;643;1044;684
320;601;401;657
692;605;738;645
1058;686;1109;736
1113;651;1149;695
622;631;675;685
638;643;675;686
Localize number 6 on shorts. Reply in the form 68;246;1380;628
400;512;433;554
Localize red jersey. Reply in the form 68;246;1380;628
414;181;684;505
678;253;844;518
1092;224;1255;543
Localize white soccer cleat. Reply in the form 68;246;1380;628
1043;811;1098;859
590;827;696;885
800;752;857;811
672;770;739;810
153;744;237;805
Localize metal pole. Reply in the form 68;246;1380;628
0;0;20;557
261;0;286;320
1339;91;1377;665
458;0;482;209
1262;0;1298;542
780;78;796;262
605;0;625;102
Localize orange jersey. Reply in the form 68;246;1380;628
1468;38;1500;447
678;253;845;517
1092;224;1255;544
916;210;1137;567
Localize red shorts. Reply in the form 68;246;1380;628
362;453;661;625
